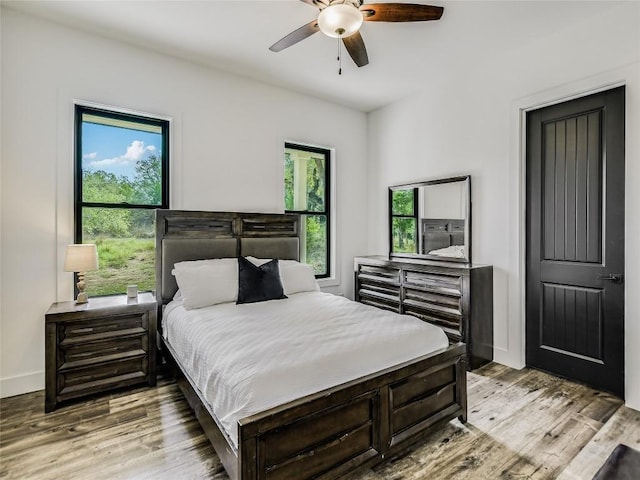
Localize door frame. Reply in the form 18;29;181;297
505;65;638;405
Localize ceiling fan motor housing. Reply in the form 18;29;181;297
318;3;364;38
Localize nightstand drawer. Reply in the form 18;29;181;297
58;356;149;401
60;334;148;368
60;314;147;343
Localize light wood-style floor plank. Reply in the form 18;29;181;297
1;364;638;479
558;405;640;480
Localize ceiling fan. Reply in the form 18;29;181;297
269;0;444;71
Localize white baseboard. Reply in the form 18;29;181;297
0;371;44;399
493;348;525;370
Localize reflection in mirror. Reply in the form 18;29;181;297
389;175;471;263
390;188;418;253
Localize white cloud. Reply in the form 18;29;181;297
88;141;156;168
123;140;156;162
83;152;98;159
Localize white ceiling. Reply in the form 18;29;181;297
3;0;621;112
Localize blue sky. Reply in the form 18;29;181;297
82;122;162;180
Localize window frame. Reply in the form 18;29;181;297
74;104;170;294
389;187;419;255
284;142;331;279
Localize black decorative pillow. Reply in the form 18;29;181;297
237;256;287;304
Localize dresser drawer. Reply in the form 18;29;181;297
358;293;400;313
358;281;401;308
357;265;401;286
404;288;461;311
403;270;462;296
403;285;463;340
403;305;462;340
357;264;401;312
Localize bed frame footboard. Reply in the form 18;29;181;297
165;336;466;480
238;342;467;480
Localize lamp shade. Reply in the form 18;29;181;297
318;4;364;38
64;244;98;272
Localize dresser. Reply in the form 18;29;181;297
45;293;157;412
354;255;493;369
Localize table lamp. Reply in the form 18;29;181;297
64;244;98;303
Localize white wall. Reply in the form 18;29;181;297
0;8;368;397
423;182;466;219
367;2;640;409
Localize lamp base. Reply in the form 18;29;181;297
75;292;89;304
75;272;88;303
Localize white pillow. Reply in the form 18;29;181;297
280;261;320;295
245;257;319;295
172;258;238;309
173;258;236;270
245;256;296;267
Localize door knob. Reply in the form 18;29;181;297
597;274;624;283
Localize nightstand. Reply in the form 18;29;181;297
45;292;157;412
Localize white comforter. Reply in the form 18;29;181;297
163;291;449;448
428;244;466;258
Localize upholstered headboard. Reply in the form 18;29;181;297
155;210;301;311
422;218;465;254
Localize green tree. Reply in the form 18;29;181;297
284;152;294;210
129;154;162;237
83;170;133;203
392;189;415;215
307;157;325;211
82;170;133;237
391;189;417;253
133;154;162;205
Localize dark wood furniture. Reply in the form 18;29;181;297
45;293;157;412
593;444;640;480
156;210;467;480
422;218;465;254
354;255;493;370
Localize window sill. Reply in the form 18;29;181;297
318;276;340;288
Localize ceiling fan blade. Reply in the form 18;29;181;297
269;20;320;52
342;31;369;67
361;3;444;22
298;0;328;8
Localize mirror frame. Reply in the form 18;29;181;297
389;175;471;263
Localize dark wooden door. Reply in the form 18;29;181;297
526;87;625;397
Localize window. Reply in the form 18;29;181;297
284;143;330;278
75;105;169;296
390;188;418;254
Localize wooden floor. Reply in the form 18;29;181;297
1;363;639;479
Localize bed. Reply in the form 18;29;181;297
422;218;466;257
156;210;467;480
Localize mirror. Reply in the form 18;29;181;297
389;175;471;263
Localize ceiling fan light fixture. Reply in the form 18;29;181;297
317;4;363;38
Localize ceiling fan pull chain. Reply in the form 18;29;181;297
337;36;342;75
